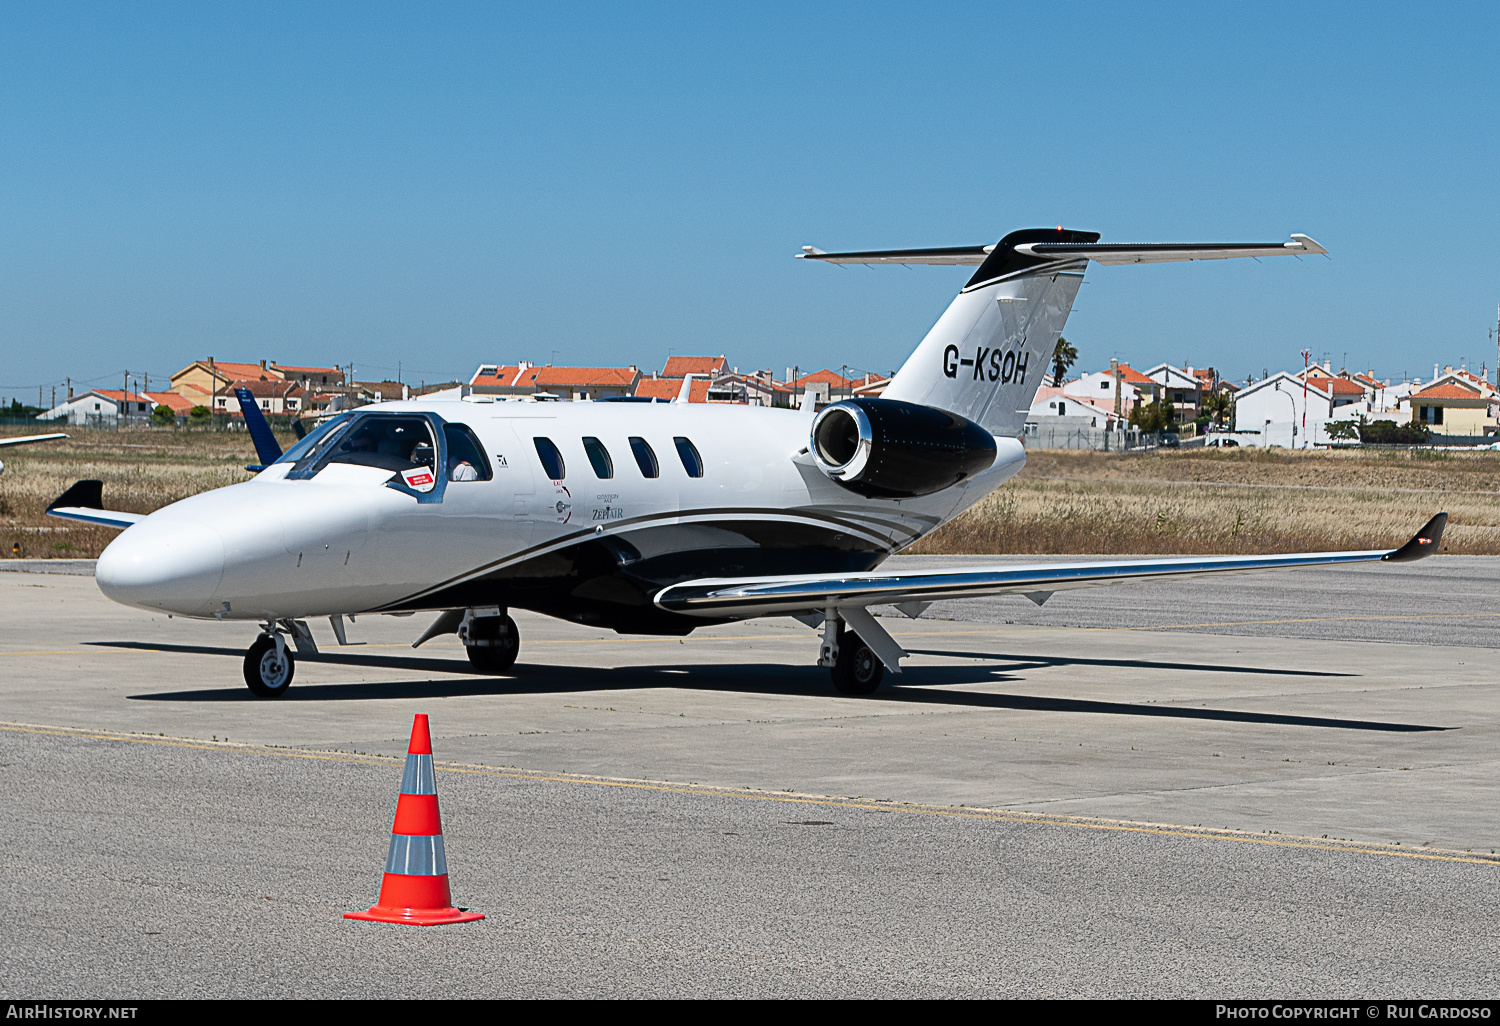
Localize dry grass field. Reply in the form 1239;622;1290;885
0;426;288;559
911;446;1500;555
4;427;1499;558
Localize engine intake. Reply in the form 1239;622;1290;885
810;398;996;498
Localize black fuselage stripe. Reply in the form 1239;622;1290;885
376;505;933;609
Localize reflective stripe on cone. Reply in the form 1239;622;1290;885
344;713;484;926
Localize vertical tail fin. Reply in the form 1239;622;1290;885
881;228;1097;436
235;387;284;469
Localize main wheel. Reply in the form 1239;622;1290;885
244;634;295;697
466;614;520;675
830;630;883;695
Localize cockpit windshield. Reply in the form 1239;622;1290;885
274;413;352;467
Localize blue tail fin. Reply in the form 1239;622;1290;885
234;388;283;470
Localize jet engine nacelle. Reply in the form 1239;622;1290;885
809;398;997;499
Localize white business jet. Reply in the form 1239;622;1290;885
47;228;1444;697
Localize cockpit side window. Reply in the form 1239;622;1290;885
309;416;437;475
443;423;492;481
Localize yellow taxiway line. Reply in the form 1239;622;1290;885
1;718;1495;868
4;610;1500;660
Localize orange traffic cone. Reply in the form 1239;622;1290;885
345;713;484;926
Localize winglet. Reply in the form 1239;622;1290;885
234;388;283;468
1382;512;1447;562
45;479;142;529
1289;233;1329;256
47;479;104;511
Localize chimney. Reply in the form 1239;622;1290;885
260;359;267;370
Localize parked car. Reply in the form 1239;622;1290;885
1159;432;1181;448
1205;436;1239;448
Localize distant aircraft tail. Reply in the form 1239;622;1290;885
799;227;1328;438
235;388;283;470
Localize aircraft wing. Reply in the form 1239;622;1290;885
796;234;1326;266
654;513;1445;620
0;432;69;449
45;479;143;530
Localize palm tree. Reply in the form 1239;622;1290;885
1051;337;1078;385
1201;388;1234;428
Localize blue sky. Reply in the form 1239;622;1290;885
2;2;1498;399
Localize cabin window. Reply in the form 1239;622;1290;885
443;423;492;481
533;437;566;480
673;436;704;478
629;436;659;478
582;436;613;479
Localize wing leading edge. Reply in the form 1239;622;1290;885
655;513;1447;620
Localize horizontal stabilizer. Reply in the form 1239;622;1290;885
654;514;1443;618
797;234;1326;267
45;479;143;530
798;244;994;266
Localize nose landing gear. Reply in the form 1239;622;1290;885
244;632;295;697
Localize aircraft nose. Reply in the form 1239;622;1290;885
96;519;226;615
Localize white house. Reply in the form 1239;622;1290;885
39;390;154;426
1028;387;1126;428
1062;363;1155;417
1143;364;1203;420
1232;373;1335;448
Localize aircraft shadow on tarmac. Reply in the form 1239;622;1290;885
100;640;1446;733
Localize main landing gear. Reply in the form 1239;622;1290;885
459;608;520;675
820;622;884;696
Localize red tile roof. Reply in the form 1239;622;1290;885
635;378;710;402
145;392;195;412
532;366;639;388
1114;363;1155;385
1325;377;1367;395
1412;383;1484;400
794;368;855;388
92;390;152;403
199;361;270;380
272;364;341;375
662;356;727;378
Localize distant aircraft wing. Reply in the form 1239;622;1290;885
796;234;1326;266
45;479;143;530
655;513;1445;620
0;432;69;449
235;388;283;471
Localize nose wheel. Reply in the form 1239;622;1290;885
465;613;520;675
244;633;295;697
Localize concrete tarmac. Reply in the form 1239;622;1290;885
1;559;1498;996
